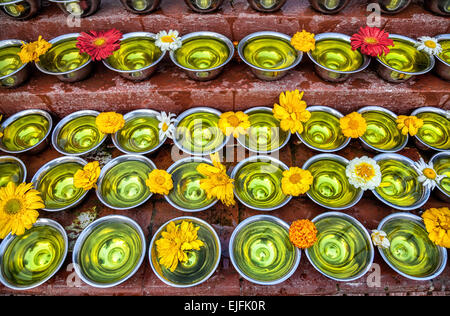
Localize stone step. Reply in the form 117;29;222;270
1;57;449;118
1;0;449;41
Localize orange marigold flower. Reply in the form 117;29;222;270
289;219;317;249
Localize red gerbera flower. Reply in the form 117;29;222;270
350;26;394;57
76;28;123;61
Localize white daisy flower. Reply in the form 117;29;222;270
371;230;390;249
156;111;176;140
416;36;442;56
413;158;447;190
155;30;182;52
346;156;382;191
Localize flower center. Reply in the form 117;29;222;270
161;35;175;43
423;168;437;180
355;163;375;181
289;173;302;184
155;175;166;185
93;38;106;47
348;119;361;130
425;40;437;49
162;122;169;132
4;198;22;215
364;37;378;45
227;115;240;127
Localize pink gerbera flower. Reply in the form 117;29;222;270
350;26;394;57
76;29;123;61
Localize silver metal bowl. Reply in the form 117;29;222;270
0;109;53;154
429;151;450;203
307;33;371;82
0;0;41;20
377;0;411;14
238;31;303;81
410;107;450;152
149;216;221;287
247;0;286;12
120;0;159;14
0;39;30;88
434;34;450;81
0;218;68;290
47;0;101;17
424;0;450;16
375;34;435;83
102;32;166;81
35;33;93;83
0;155;27;185
170;31;234;81
296;106;351;152
183;0;224;13
372;153;431;210
305;212;374;282
72;215;146;288
308;0;350;14
357;106;409;153
377;212;448;281
229;215;301;285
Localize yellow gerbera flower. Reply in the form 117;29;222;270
0;182;44;239
218;111;251;138
340;112;367;138
196;153;235;207
281;167;313;196
156;220;205;272
17;36;52;64
422;207;450;248
146;169;173;195
289;219;317;249
273;90;311;134
73;161;101;191
95;112;125;134
291;30;316;52
396;115;424;136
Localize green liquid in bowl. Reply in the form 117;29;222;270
175;37;230;70
0;161;24;187
300;111;347;151
1;225;66;288
0;45;23;77
57;115;106;155
380;218;441;278
306;159;360;209
378;39;431;73
36;162;85;210
307;216;372;280
167;161;216;211
437;39;450;64
116;116;160;153
375;159;423;207
1;114;50;152
434;156;450;195
78;221;143;285
243;36;297;70
361;111;407;151
311;39;363;72
107;37;162;71
38;38;90;73
415;112;450;150
234;160;288;210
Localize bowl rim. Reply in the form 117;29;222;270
0;218;68;290
228;214;301;285
237;30;304;73
295;105;351;153
410;106;450;152
0;109;53;154
429;151;450;199
371;153;431;210
435;34;450;66
169;31;235;73
111;109;168;155
148;216;222;288
230;155;292;211
0;155;27;184
307;32;371;74
72;214;147;288
357;106;409;153
376;212;448;281
51;110;107;156
0;39;28;81
305;211;375;282
164;156;219;212
102;32;167;74
95;154;156;210
302;153;364;210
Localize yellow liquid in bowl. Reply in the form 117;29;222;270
378;39;431;73
311;39;363;72
0;45;23;77
39;38;90;73
243;36;297;70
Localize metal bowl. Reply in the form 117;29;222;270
183;0;224;13
170;31;234;81
229;215;301;285
0;39;30;88
307;33;371;82
308;0;350;14
434;34;450;81
0;155;27;186
0;109;53;154
410;107;450;152
237;31;303;81
0;0;41;20
47;0;101;17
377;0;411;14
120;0;159;14
424;0;450;16
247;0;286;12
429;151;450;203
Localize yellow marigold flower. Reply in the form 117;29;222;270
291;30;316;52
197;153;235;207
273;90;311;134
422;207;450;248
396;115;424;136
0;182;44;239
218;111;251;138
156;220;205;272
281;167;313;196
340;112;367;138
73;161;101;191
146;169;173;195
289;219;318;249
95;112;125;134
17;36;52;64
